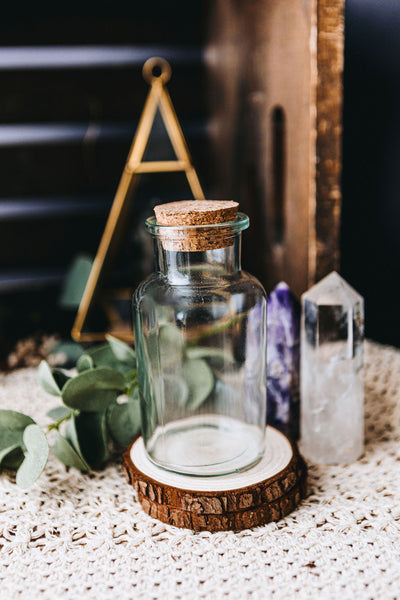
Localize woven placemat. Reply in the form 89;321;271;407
1;340;399;599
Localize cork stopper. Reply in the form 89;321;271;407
153;200;239;251
154;200;238;226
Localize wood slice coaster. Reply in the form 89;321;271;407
122;426;307;532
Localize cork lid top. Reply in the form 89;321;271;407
154;200;239;226
147;200;248;251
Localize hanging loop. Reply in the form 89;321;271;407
142;57;172;85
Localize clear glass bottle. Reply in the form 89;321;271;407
133;202;267;476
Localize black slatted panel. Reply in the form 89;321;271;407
0;3;210;351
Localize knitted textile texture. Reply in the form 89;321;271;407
0;341;399;600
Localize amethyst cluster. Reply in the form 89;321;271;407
267;282;300;439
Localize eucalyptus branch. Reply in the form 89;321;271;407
0;335;140;489
126;379;138;394
46;410;76;432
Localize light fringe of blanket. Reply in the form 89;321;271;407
0;340;400;600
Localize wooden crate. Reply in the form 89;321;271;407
0;1;344;347
205;0;344;297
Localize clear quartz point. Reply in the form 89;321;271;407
300;271;364;464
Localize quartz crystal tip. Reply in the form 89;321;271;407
303;271;363;305
300;271;364;465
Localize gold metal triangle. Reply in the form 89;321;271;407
71;57;205;343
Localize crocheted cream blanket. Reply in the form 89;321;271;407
0;341;399;600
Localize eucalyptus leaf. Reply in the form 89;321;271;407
158;323;184;368
185;346;234;369
52;432;90;471
52;369;71;391
85;344;134;376
106;335;136;364
126;383;139;402
182;358;214;410
64;418;93;470
0;410;35;456
85;344;115;363
107;401;140;447
76;354;94;373
0;409;35;433
49;340;84;366
16;425;49;489
0;444;21;466
72;412;110;468
65;418;88;468
125;369;138;381
46;406;72;421
59;254;93;309
61;367;125;412
127;398;141;430
0;430;26;453
164;373;189;407
38;361;63;396
1;446;25;470
213;379;239;407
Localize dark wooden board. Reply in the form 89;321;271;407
206;0;345;295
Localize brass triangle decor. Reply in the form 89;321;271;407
72;57;205;343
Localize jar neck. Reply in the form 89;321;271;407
154;235;242;283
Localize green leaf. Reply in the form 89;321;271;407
214;379;239;405
0;410;35;459
76;354;94;373
158;323;184;368
38;361;63;396
49;340;84;365
0;431;22;453
46;406;72;421
0;444;21;465
1;446;25;470
85;344;113;363
124;369;137;381
61;367;125;412
126;382;139;402
71;412;109;468
52;432;90;471
16;425;49;489
59;254;93;309
182;358;214;410
53;369;71;390
107;401;141;447
0;409;35;433
163;373;189;407
106;335;136;364
65;418;89;469
127;398;141;430
185;346;234;368
85;344;134;376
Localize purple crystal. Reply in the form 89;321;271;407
267;282;301;439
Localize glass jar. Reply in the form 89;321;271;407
133;201;267;476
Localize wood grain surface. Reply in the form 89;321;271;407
315;0;345;281
206;0;345;295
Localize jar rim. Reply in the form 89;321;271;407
145;212;249;235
